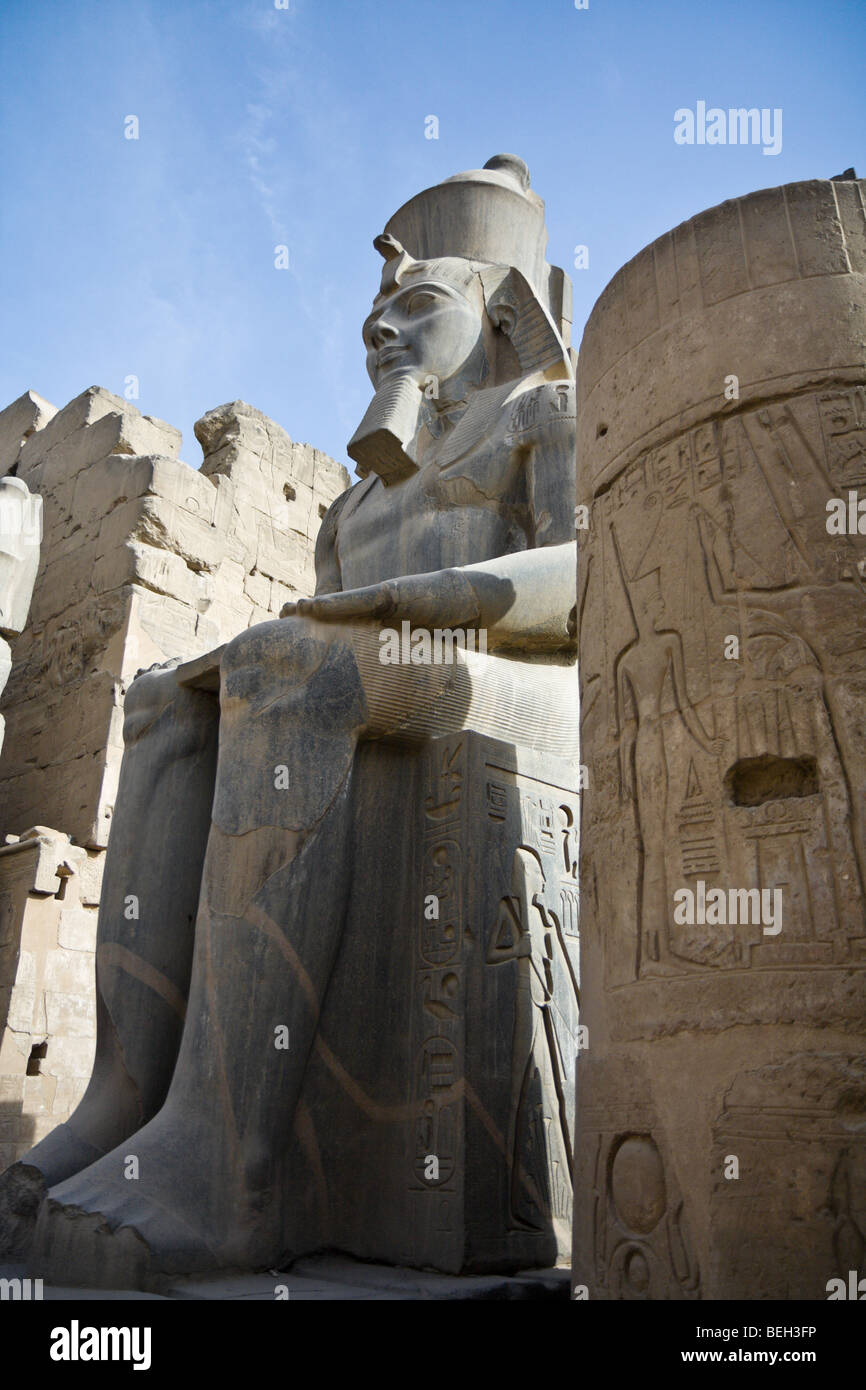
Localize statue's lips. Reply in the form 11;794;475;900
376;346;410;367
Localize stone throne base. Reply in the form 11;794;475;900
279;732;581;1276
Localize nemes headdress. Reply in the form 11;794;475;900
349;156;574;482
385;156;571;334
375;154;574;379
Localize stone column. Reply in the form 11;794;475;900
573;178;866;1300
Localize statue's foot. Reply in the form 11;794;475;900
0;1162;47;1261
28;1117;279;1291
31;1188;157;1292
0;1122;107;1260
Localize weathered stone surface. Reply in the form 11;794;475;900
11;155;580;1289
0;390;57;477
17;388;180;479
0;830;97;1256
572;178;866;1300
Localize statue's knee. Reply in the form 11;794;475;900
222;618;286;672
122;663;183;745
222;620;293;702
222;617;340;706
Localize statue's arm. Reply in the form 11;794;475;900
452;378;577;650
523;380;577;550
289;540;576;653
458;541;576;651
313;486;357;596
472;378;578;647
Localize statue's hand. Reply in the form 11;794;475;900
281;582;398;623
281;570;480;630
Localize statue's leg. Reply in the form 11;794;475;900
31;619;369;1285
0;666;218;1258
31;625;577;1287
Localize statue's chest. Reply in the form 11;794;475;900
337;439;529;587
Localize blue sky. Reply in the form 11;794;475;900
1;0;863;474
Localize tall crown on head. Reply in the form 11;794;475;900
382;154;572;350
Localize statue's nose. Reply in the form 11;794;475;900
370;318;398;349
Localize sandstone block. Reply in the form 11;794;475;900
71;453;213;532
92;540;203;609
29;547;95;626
92;498;212;573
196;399;293;472
42;1037;96;1082
242;570;270;608
44;947;95;996
43;992;93;1037
0;390;57;476
57;907;97;954
0;1028;28;1076
7;950;36;1031
75;853;104;908
23;1072;57;1118
20;397;181;494
146;456;217;523
126;588;209;667
0;1075;25;1105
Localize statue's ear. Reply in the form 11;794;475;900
479;265;572;380
488;289;518;339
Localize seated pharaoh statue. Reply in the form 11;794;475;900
0;155;581;1288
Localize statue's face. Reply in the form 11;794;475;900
642;592;665;625
362;275;485;390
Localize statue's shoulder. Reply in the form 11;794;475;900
314;475;377;594
320;475;373;532
502;375;576;445
431;376;575;472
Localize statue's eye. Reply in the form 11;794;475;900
407;291;438;313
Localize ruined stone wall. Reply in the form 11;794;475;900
0;831;101;1173
0;386;349;1166
0;387;349;850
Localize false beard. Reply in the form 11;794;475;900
346;372;423;486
